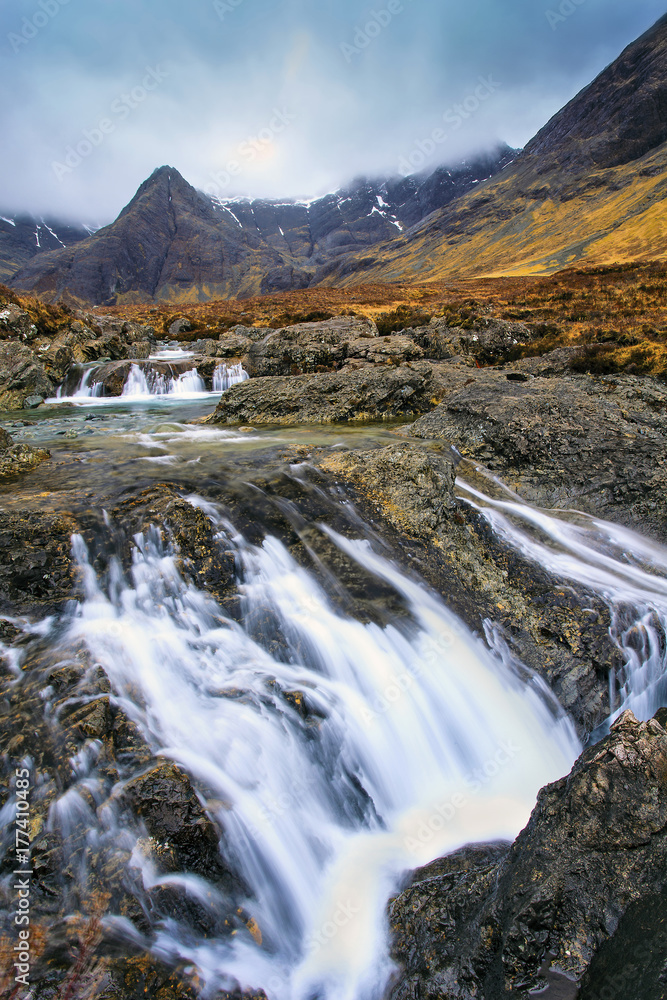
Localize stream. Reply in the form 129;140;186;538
1;391;666;999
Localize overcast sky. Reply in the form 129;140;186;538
0;0;664;223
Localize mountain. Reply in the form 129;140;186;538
317;12;667;284
9;13;667;303
7;149;515;305
0;214;92;284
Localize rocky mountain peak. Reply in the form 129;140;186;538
524;12;667;170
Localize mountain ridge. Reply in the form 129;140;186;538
7;150;515;305
8;12;667;302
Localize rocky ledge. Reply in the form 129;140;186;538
389;708;667;999
0;426;48;478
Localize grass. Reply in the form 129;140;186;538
7;260;667;379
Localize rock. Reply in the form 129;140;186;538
0;303;38;341
111;484;236;604
243;315;378;377
169;316;192;337
207;364;442;425
121;760;238;889
412;316;536;363
406;369;667;541
317;441;617;736
128;340;151;359
346;333;424;364
388;709;667;999
0;340;56;409
23;393;44;408
0;509;77;612
216;331;253;358
0;426;49;478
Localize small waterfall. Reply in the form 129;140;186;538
61;499;579;1000
169;368;206;394
213;362;249;392
458;477;667;723
122;364;169;396
71;367;104;398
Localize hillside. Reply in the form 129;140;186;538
7;151;513;305
318;13;667;284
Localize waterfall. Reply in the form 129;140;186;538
71;366;104;398
60;497;580;1000
122;363;169;396
169;368;206;394
457;477;667;724
213;362;249;392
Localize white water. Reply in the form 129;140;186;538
51;360;249;405
213;362;250;392
458;477;667;724
56;366;104;399
63;497;580;1000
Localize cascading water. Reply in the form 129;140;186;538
169;368;206;394
59;496;580;1000
122;363;169;396
63;366;104;398
457;475;667;725
213;362;249;392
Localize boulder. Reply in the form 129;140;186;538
207;364;442;425
0;303;38;341
411;317;536;363
406;369;667;541
389;709;667;999
0;340;57;409
243;315;378;377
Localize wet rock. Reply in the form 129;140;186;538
0;340;56;409
389;709;667;999
121;760;237;888
207;364;442;425
406;369;667;541
0;426;49;477
0;509;77;613
111;484;236;604
317;442;616;736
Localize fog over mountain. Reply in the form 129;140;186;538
0;0;664;221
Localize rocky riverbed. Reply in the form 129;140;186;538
0;306;666;999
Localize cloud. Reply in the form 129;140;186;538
0;0;664;221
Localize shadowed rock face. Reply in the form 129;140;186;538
525;12;667;170
388;709;667;999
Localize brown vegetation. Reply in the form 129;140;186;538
5;261;667;379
